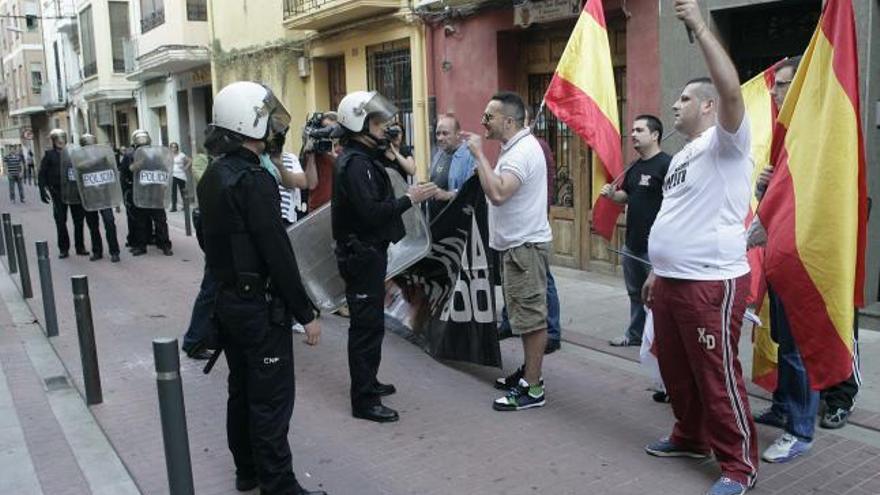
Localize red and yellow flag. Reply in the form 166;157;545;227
758;0;868;390
544;0;623;240
741;63;781;391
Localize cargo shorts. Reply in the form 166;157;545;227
502;242;550;335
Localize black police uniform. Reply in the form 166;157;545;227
332;140;411;414
38;147;89;256
198;147;318;495
119;149;172;252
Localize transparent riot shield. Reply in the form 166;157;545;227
131;146;173;209
60;146;81;205
71;144;123;212
286;168;432;313
286;204;347;312
386;168;432;278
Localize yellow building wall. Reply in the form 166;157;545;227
307;22;431;180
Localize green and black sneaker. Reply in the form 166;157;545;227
493;378;545;411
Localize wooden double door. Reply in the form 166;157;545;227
516;21;626;270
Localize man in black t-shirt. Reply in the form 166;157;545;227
601;115;671;348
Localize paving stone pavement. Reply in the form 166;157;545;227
1;184;879;494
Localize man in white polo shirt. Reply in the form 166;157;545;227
464;91;553;412
641;2;757;495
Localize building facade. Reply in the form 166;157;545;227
1;0;48;157
125;0;211;154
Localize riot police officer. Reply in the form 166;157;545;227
119;129;172;256
79;134;121;262
332;91;437;423
199;81;325;495
38;129;90;258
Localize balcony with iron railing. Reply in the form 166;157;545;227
283;0;405;31
141;9;165;34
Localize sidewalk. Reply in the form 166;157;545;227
2;184;879;494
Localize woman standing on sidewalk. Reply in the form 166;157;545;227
169;142;191;212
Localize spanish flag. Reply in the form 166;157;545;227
741;63;781;391
544;0;622;240
758;0;868;390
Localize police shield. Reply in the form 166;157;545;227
286;204;347;312
131;145;173;209
60;146;81;205
70;144;123;211
385;168;431;278
286;168;432;313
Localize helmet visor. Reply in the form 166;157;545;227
260;88;291;137
362;92;399;124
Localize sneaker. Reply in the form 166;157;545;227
820;407;851;429
110;253;120;263
291;322;305;333
706;476;748;495
762;433;812;463
753;407;786;429
494;365;544;390
493;378;545;411
544;339;561;354
652;391;671;403
644;437;709;458
609;336;641;347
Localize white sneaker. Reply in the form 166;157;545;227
291;322;305;334
762;432;812;463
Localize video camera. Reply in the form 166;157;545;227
302;112;336;154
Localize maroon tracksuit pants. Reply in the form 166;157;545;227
653;274;758;487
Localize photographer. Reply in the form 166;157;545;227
303;112;339;212
382;123;416;180
332;90;437;423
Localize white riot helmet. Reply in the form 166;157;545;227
79;133;97;146
131;129;151;147
49;128;68;147
210;81;290;140
335;91;398;134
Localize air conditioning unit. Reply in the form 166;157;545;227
297;56;311;78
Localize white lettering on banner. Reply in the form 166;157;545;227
440;216;494;324
67;168;76;181
139;170;168;185
81;170;116;188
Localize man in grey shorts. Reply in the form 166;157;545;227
463;91;553;411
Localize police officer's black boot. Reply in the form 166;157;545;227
353;403;399;423
371;381;396;396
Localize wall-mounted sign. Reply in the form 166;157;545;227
514;0;582;28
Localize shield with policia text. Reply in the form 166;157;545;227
384;175;502;368
60;146;82;205
70;144;123;211
131;145;173;209
286;168;433;312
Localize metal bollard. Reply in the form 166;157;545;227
183;193;192;237
183;168;193;237
36;242;59;337
153;338;195;495
13;225;33;298
72;275;102;405
0;213;5;257
2;213;16;274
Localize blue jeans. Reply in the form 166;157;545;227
768;289;819;441
622;246;651;342
182;266;219;352
499;268;561;341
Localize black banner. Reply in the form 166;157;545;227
384;176;502;367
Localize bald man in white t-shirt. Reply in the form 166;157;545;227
641;2;758;495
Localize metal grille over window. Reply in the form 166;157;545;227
528;73;574;208
367;40;413;144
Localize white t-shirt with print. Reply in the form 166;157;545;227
172;152;188;180
488;128;553;251
648;117;753;280
279;152;304;224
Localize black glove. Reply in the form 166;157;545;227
40;189;50;204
